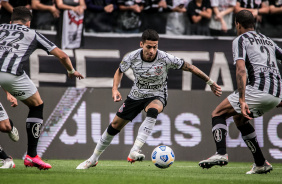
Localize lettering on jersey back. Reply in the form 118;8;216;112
248;37;273;46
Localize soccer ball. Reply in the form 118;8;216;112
151;145;175;169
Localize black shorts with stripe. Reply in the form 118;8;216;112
116;96;166;121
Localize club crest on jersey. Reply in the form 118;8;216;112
118;103;125;113
154;66;163;75
213;129;222;142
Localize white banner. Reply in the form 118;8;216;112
62;10;84;49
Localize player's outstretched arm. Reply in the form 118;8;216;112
50;47;84;80
181;61;222;97
112;68;123;102
2;87;18;107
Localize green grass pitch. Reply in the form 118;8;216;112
1;160;282;184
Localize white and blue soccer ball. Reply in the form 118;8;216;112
151;145;175;169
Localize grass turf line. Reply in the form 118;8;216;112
1;160;282;184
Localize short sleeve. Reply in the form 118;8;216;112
275;43;282;61
119;53;132;72
232;36;247;65
166;53;184;70
35;31;56;53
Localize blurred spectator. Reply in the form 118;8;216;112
166;0;189;35
209;0;236;36
116;0;145;33
31;0;60;30
261;0;282;38
55;0;86;49
84;0;118;32
187;0;212;35
56;0;86;13
0;0;31;24
234;0;269;32
140;0;173;34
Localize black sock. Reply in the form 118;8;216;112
212;116;227;155
9;119;14;129
237;123;265;166
0;145;10;159
26;104;44;157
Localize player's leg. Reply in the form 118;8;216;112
0;105;17;168
21;91;51;170
199;97;237;168
0;145;15;169
233;114;272;174
127;99;163;163
76;116;129;169
0;103;19;142
234;91;280;174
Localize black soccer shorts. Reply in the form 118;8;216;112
116;96;166;121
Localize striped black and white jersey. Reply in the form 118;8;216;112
119;48;184;100
232;30;282;99
0;23;56;76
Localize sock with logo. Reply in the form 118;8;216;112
89;124;120;163
130;108;158;153
237;122;265;166
212;115;227;155
26;104;44;157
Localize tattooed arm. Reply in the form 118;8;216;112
236;59;252;119
182;61;222;97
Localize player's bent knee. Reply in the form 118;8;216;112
147;108;159;119
107;124;120;136
0;120;12;132
28;103;44;118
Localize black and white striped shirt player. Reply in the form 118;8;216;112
0;23;56;76
229;30;282;117
119;48;184;101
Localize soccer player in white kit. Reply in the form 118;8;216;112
199;10;282;174
0;6;84;170
76;29;222;169
0;87;18;169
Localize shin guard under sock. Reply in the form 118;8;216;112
238;123;265;166
26;104;44;157
212;116;227;155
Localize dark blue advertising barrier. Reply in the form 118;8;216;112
0;34;282;162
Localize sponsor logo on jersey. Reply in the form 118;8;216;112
214;129;222;142
136;83;162;90
0;24;29;32
248;37;273;46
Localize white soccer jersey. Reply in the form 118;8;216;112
232;31;282;98
0;23;56;76
119;48;184;100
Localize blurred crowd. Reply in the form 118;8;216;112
0;0;281;38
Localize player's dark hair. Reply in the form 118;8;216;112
141;29;159;43
235;10;255;29
11;6;32;24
